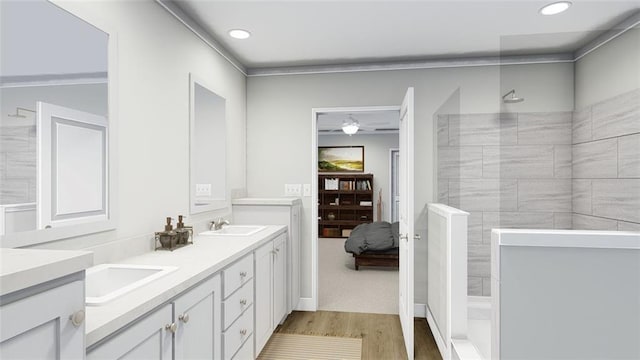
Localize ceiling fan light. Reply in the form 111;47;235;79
342;119;359;135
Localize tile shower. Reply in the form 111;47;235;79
436;88;640;296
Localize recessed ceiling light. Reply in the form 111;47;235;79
539;1;572;15
228;29;251;40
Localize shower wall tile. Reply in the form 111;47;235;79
468;277;483;296
0;180;29;204
572;107;592;144
618;221;640;232
591;88;640;140
572;180;592;215
618;133;640;178
482;211;554;242
448;113;517;146
483;146;554;179
553;212;573;229
437;147;483;178
448;180;518;211
482;278;492;297
554;145;572;178
437;115;449;147
592;179;640;223
572;138;618;179
5;152;36;179
468;243;491;277
572;214;618;231
517;112;572;145
518;180;572;212
0;126;31;153
468;211;483;244
437;179;449;204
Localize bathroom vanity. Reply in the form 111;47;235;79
0;248;93;358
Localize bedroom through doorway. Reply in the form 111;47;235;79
315;107;401;314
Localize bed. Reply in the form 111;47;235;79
344;221;400;270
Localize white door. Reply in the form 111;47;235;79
399;87;415;359
37;102;108;229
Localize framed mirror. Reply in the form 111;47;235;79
0;0;115;247
189;73;227;214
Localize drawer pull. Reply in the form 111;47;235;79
240;298;247;306
240;329;247;336
179;313;190;323
240;271;247;277
165;323;177;334
69;310;85;327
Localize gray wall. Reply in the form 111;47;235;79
247;63;574;303
437;111;574;296
318;133;399;221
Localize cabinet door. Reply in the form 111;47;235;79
254;240;273;355
289;204;300;312
0;280;85;359
273;234;287;328
174;275;221;360
87;304;173;360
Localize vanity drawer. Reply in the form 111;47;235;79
223;278;254;330
231;334;253;360
223;304;253;360
223;254;254;299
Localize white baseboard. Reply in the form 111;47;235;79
296;297;316;311
414;303;427;318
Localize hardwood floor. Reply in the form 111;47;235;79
272;311;442;360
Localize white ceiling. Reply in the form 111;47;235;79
317;110;400;134
172;0;639;69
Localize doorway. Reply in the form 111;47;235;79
312;106;401;315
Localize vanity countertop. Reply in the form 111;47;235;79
85;224;287;348
232;197;302;206
0;248;93;297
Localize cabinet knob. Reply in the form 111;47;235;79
69;310;85;327
240;271;247;277
240;299;247;306
165;323;177;334
240;329;247;336
179;313;190;323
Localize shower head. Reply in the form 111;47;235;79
502;89;524;103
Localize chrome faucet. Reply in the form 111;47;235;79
210;218;230;230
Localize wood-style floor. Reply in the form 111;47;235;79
272;311;442;360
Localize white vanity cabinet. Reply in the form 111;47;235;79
88;275;222;360
222;253;255;360
233;198;301;313
254;233;287;355
0;277;86;359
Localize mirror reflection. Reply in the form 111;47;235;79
190;74;226;214
0;0;109;237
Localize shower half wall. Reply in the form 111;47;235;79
436;88;640;296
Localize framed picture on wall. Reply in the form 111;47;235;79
318;146;364;172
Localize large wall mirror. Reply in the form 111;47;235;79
190;74;227;214
0;0;114;247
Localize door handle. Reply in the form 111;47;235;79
400;234;408;241
414;234;421;241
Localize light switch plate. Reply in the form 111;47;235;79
303;184;311;196
196;183;212;197
284;184;302;196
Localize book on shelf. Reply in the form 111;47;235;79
359;201;373;206
324;178;339;190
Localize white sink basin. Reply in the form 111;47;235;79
200;225;266;236
86;264;177;306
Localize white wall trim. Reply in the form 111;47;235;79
312;105;401;312
426;305;448;359
388;148;399;223
296;297;316;312
574;11;640;61
154;0;247;76
414;303;426;318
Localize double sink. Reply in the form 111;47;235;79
85;225;265;306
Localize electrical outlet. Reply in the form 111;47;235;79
303;184;311;197
284;184;302;196
196;183;212;197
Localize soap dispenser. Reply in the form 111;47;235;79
157;217;177;249
175;215;189;245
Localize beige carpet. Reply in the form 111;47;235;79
258;334;362;360
319;237;398;314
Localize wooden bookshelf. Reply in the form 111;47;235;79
318;174;373;238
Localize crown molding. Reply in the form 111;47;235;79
574;10;640;61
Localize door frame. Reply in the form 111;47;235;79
389;148;399;223
310;105;401;311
